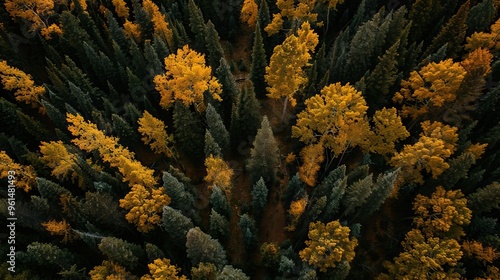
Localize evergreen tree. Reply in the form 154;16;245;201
17;242;74;272
250;22;267;98
246;116;279;185
205;20;225;70
188;0;207;52
251;177;268;216
210;185;230;217
191;262;217;280
41;99;66;129
145;243;165;262
112;114;138;147
342;174;373;217
467;182;500;215
355;169;398;220
206;103;230;153
173;102;204;159
17;111;51;142
129;40;147;77
283;173;306;207
230;82;261;149
162;205;194;244
215;57;239;119
217;265;251;280
205;129;223;158
132;0;154;38
98;237;144;270
239;214;258;248
162;171;195;217
209;209;229;241
186;227;227;267
467;0;495;35
107;11;128;51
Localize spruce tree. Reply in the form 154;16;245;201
246;116;279;185
162;205;194;244
17;111;51;142
251;177;268;216
206;103;230;153
239;214;258;248
355;170;398;220
188;0;207;52
215;57;239;120
111;114;137;147
209;209;229;241
205;129;223;158
98;237;144;270
210;185;230;217
107;11;128;51
41;100;66;129
230;83;261;150
467;0;495;35
342;174;373;217
250;22;267;98
218;265;251;280
173;102;205;159
162;171;195;216
205;20;225;70
132;0;154;38
186;227;227;267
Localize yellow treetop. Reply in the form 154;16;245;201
204;155;233;195
141;258;187;280
40;141;77;180
0;150;36;192
0;60;46;110
137;111;175;157
465;18;500;52
41;219;76;243
154;45;222;112
123;20;142;41
462;240;500;264
461;48;493;78
286;197;308;231
390;121;458;185
112;0;129;18
292;82;371;157
299;144;324;187
89;261;136;280
240;0;258;28
413;186;471;239
119;184;170;233
299;220;358;272
378;229;462;280
265;22;318;107
142;0;174;49
369;107;410;156
4;0;62;39
393;59;466;120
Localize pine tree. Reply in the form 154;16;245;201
205;20;225;70
467;182;500;215
206;103;230;153
250;22;268;98
355;169;398;220
112;114;138;147
210;185;230;217
342;174;373;217
98;237;144;270
186;227;227;267
239;214;258;248
205;130;222;158
17;242;74;272
251;177;268;216
209;209;229;241
467;0;495;35
247;116;279;185
215;57;239;118
132;0;153;38
145;243;165;262
188;0;207;52
217;265;251;280
230;82;261;149
161;205;194;244
173;102;204;159
162;171;195;216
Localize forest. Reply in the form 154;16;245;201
0;0;500;279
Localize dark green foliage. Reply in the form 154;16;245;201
216;57;239;119
284;173;306;206
342;174;373;216
250;22;267;98
112;114;138;147
42;99;66;129
230;83;261;149
217;265;251;280
98;237;144;269
211;185;230;217
132;0;153;38
16;111;51;142
188;0;207;52
0;98;22;138
468;182;500;214
356;169;398;220
246;116;278;185
205;130;223;158
209;209;229;241
438;152;476;189
129;40;147;77
162;171;195;217
206;103;230;153
205;20;225;70
239;214;258;248
186;227;227;267
278;255;295;274
251;177;268;216
79;192;128;231
36;178;70;204
467;0;495;35
409;0;443;43
107;11;128;51
17;242;74;270
126;67;147;96
172;103;204;158
162;205;194;244
144;40;163;74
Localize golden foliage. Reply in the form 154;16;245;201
123;20;142;41
462;240;500;264
413;186;471;238
298;144;324;187
41;219;76;243
286;197;308;231
154;45;222;112
292;82;371;157
4;0;62;39
285;152;296;164
0;150;36;192
112;0;129;18
204;155;233;195
119;184;170;233
265;22;318;107
465;18;500;52
393;59;466;120
461;48;493;77
379;229;462;279
141;258;187;280
89;261;136;280
369;107;410;156
0;60;46;110
142;0;174;49
465;143;488;160
390;121;458;185
137;111;175;157
240;0;258;28
299;220;358;272
40;141;77;180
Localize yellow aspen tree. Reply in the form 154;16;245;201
299;220;358;272
119;184;170;233
413;186;471;239
137;111;175;157
393;59;467;120
141;258;187;280
204;155;233;195
142;0;174;49
39;141;77;180
4;0;62;39
298;144;324;187
265;22;318;112
154;45;222;112
0;150;36;192
41;219;76;243
0;60;46;110
369;108;410;156
89;261;137;280
240;0;258;28
292;83;371;158
378;229;463;280
286;197;308;231
390;121;458;185
112;0;129;18
465;18;500;52
123;20;142;41
462;240;500;264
